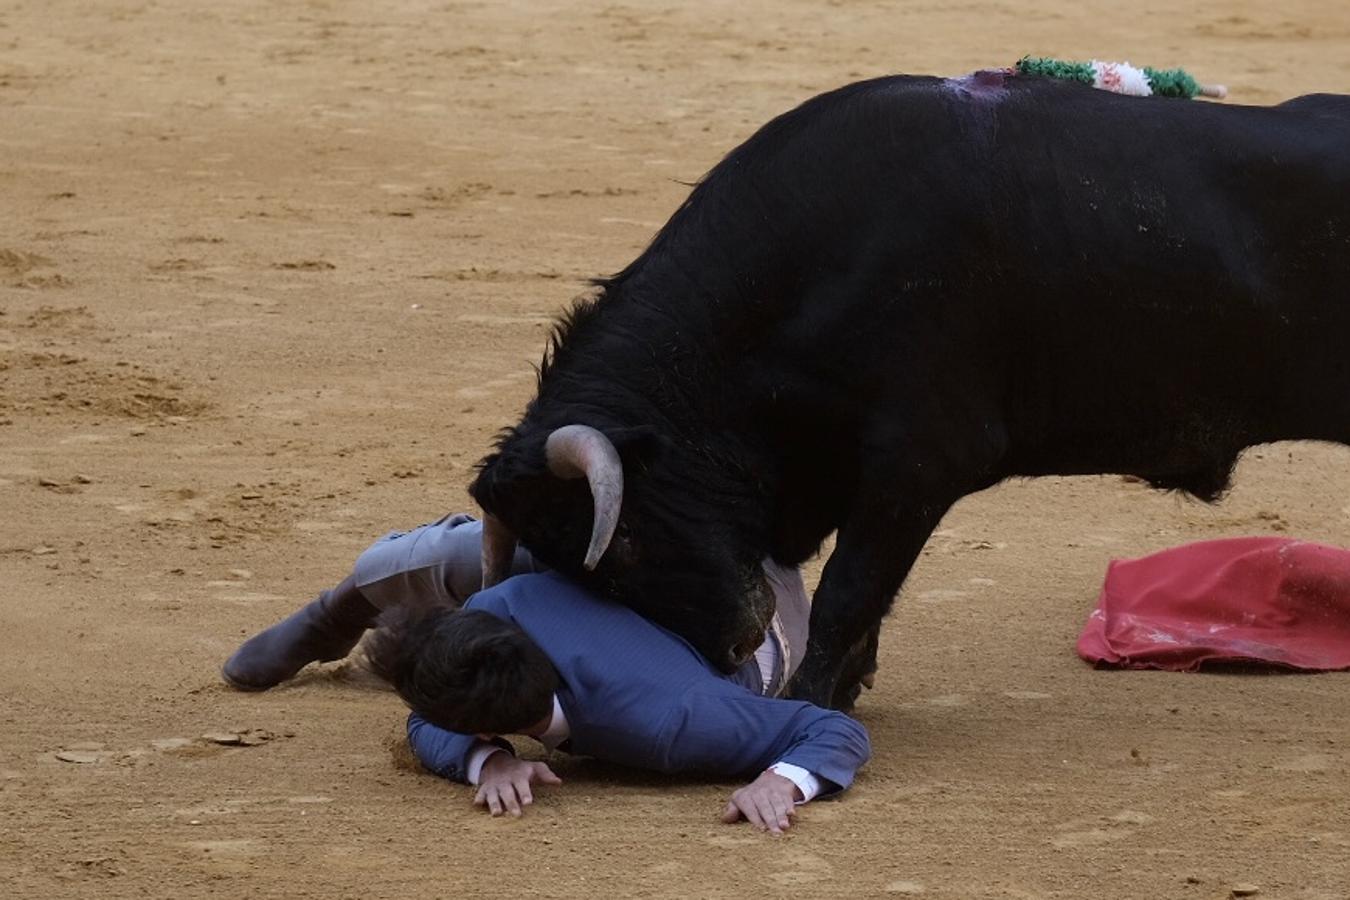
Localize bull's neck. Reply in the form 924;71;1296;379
550;267;770;426
533;269;777;495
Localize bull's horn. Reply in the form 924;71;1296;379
544;424;624;570
480;512;519;590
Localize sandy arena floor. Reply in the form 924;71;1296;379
3;1;1349;897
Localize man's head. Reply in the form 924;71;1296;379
371;607;558;736
470;420;776;671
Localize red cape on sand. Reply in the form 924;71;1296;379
1078;537;1350;672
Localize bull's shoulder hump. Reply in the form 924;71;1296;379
1277;92;1350;119
776;74;954;121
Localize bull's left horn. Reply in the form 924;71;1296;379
480;512;519;589
545;424;624;570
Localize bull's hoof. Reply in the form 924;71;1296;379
783;675;836;709
830;680;862;712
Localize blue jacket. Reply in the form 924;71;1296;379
406;571;870;795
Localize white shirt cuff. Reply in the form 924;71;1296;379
466;741;509;785
769;762;823;803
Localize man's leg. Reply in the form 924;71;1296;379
219;514;469;692
221;575;380;690
221;513;542;691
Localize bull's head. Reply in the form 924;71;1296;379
479;424;624;587
470;422;775;671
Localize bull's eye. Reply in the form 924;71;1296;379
612;520;635;557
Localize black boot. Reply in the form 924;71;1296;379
222;576;380;691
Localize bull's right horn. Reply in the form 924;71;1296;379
544;424;624;570
480;512;518;590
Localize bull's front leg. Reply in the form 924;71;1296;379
786;490;953;710
786;401;1007;708
832;622;881;711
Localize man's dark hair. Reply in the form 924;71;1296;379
368;606;558;736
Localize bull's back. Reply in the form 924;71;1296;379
977;81;1350;480
718;76;1350;494
758;75;1350;356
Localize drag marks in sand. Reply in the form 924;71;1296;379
1051;809;1155;849
102;481;308;551
0;247;71;289
0;304;209;422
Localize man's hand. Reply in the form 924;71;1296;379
474;753;561;817
721;770;803;834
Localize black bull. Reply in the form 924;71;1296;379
469;72;1350;709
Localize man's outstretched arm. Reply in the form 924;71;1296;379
721;768;807;833
406;713;516;784
405;714;560;816
654;681;871;830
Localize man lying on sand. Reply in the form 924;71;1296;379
223;514;869;832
